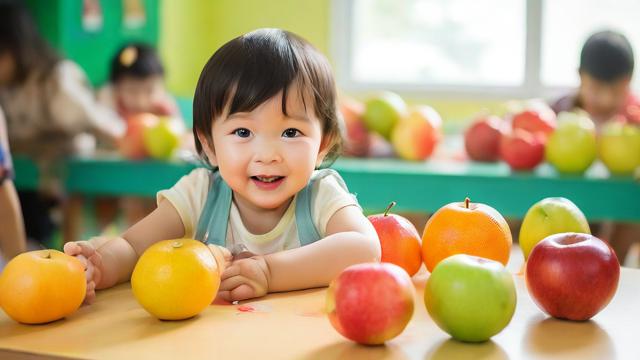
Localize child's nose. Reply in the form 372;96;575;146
253;139;283;164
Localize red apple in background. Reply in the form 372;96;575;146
526;232;620;321
391;105;442;161
368;202;422;276
340;99;371;157
464;115;505;162
500;129;545;170
326;262;414;345
119;113;159;160
512;108;557;141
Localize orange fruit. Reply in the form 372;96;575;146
131;239;220;320
0;250;86;324
369;202;423;276
422;198;512;272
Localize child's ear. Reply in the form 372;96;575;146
315;136;332;167
197;133;218;167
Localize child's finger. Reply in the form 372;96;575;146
221;263;241;281
75;254;88;269
85;261;94;282
217;290;232;302
63;242;82;256
219;275;247;292
229;284;255;302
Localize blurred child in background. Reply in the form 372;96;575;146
0;1;122;246
552;30;639;126
96;43;186;229
0;106;26;263
552;30;640;264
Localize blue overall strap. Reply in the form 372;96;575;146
295;168;349;246
194;171;232;246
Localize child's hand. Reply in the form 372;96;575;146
207;244;232;273
218;256;271;302
63;237;109;304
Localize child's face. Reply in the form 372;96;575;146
0;52;16;86
201;85;328;210
114;75;165;114
579;73;631;121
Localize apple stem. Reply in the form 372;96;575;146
384;202;397;216
465;197;470;209
172;241;183;249
44;251;51;259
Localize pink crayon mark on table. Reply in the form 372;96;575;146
235;303;273;314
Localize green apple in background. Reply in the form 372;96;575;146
424;254;516;343
363;91;408;140
598;120;640;175
545;111;597;174
143;117;182;160
520;197;590;259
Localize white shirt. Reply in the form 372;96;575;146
157;168;360;255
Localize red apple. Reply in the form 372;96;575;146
326;262;414;345
526;232;620;321
119;113;159;160
368;202;422;276
340;99;371;157
391;105;442;161
512;108;557;141
500;129;545;170
464;115;505;162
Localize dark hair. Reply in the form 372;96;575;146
109;43;164;83
580;30;634;82
0;0;60;84
193;28;342;167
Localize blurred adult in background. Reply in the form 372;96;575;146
552;30;640;264
0;1;122;246
0;105;26;262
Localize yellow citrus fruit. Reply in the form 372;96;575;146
0;250;86;324
131;239;220;320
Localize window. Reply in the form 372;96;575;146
332;0;640;98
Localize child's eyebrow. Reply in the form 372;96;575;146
286;114;310;122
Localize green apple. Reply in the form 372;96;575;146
363;91;408;140
519;197;590;259
425;254;516;343
143;117;182;160
545;111;597;174
598;120;640;175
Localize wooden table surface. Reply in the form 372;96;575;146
0;267;638;360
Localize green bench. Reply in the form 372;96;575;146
13;155;640;222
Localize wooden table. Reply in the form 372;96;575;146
1;268;638;359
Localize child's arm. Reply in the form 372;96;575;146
63;199;186;303
218;205;380;301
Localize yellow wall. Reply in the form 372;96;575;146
160;0;500;123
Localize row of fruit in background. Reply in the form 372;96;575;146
119;113;186;161
340;92;442;161
341;91;640;177
465;99;640;175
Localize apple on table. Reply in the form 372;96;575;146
363;91;408;141
326;262;414;345
526;232;620;321
464;115;506;162
499;128;545;171
545;111;597;174
425;254;516;342
598;117;640;175
391;105;442;161
519;197;590;259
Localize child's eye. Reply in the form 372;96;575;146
282;128;302;138
233;128;252;138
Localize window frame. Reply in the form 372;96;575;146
330;0;571;99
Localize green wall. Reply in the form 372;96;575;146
161;0;330;97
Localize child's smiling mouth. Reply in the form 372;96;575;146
251;175;285;190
